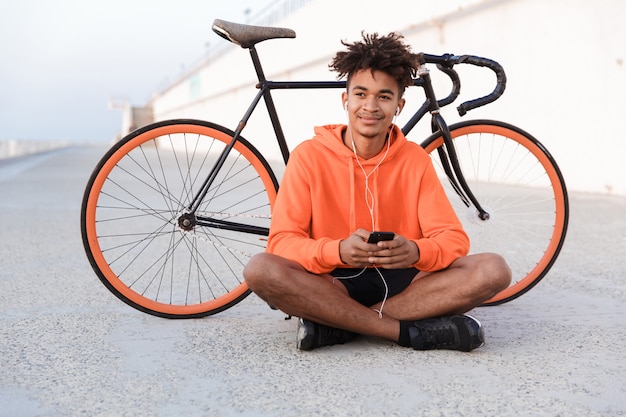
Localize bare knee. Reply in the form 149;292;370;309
243;253;278;293
243;252;306;300
473;252;512;292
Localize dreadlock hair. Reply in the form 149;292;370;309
329;32;419;97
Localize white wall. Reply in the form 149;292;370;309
148;0;626;195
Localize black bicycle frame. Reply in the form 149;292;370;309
187;45;491;222
187;46;346;215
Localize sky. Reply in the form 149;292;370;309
0;0;274;142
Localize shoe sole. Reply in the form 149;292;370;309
296;318;314;351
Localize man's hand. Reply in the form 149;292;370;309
339;229;420;269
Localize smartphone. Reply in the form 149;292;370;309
367;231;395;243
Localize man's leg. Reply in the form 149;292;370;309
243;253;400;342
244;252;511;350
371;253;512;321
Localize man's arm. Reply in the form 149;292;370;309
411;160;470;271
266;148;344;274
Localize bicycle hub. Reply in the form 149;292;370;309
178;213;197;231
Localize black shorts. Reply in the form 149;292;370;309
330;267;418;307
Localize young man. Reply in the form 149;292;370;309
243;32;511;351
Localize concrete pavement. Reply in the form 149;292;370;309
1;145;625;416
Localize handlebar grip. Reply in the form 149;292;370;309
456;55;507;116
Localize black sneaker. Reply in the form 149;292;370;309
296;318;357;351
408;315;485;352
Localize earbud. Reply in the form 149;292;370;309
344;103;348;111
395;107;400;115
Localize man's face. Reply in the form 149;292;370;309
342;69;405;141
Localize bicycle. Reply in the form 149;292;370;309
81;19;569;318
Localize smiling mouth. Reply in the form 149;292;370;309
357;114;384;122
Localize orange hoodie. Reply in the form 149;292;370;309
267;124;469;274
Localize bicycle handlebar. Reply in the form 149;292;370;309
433;63;461;108
421;53;507;116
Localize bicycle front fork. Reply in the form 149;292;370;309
431;113;491;221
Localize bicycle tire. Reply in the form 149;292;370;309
81;119;278;318
420;120;568;305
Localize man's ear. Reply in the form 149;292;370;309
396;98;406;114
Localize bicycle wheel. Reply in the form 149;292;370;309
421;119;568;305
81;119;278;318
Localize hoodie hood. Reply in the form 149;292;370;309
312;124;407;165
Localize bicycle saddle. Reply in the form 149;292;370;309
212;19;296;49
